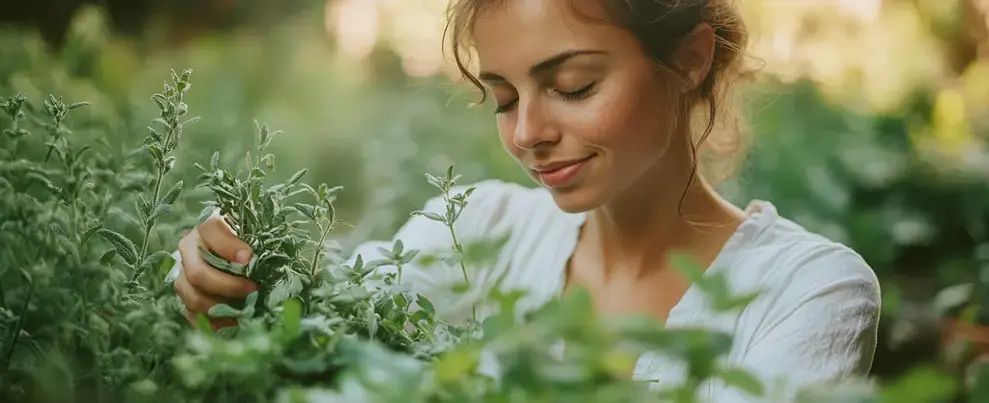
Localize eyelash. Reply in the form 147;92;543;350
494;82;598;114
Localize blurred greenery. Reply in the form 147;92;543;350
2;0;989;400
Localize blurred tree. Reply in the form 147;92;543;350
0;0;319;49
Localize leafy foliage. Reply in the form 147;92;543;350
0;68;982;403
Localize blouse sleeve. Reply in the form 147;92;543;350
707;246;882;402
344;179;522;322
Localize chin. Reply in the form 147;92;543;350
545;185;604;213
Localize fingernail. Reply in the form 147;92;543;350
236;249;251;265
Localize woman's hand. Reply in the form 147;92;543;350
174;214;257;330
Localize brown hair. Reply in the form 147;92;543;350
443;0;755;190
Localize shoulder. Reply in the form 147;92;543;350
726;202;881;332
730;202;880;297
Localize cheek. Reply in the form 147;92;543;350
571;80;675;156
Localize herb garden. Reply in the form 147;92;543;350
3;1;989;402
0;67;983;402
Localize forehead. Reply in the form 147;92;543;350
471;0;634;73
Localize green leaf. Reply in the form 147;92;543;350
194;313;214;334
718;368;764;397
145;144;163;162
282;298;303;337
416;294;435;315
245;291;259;307
99;250;117;265
198;245;231;271
294;203;319;221
394;293;409;308
81;224;102;245
285;169;308;186
197;205;216;225
267;274;304;309
160;180;183;206
97;229;138;265
399;250;419;265
433;346;480;384
411;210;446;224
207;303;242;318
139;251;175;278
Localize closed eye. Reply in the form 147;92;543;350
553;81;597;101
494;98;518;114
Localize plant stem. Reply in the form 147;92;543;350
448;226;470;286
446;222;476;322
132;168;165;282
311;226;331;279
2;248;43;369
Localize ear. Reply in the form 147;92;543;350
672;23;716;92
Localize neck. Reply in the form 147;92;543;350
584;155;745;278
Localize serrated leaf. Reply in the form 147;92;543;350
97;229;138;265
267;274;304;309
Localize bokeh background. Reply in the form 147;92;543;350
3;0;989;397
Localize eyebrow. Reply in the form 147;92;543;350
478;49;606;82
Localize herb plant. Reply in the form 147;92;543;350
1;68;976;403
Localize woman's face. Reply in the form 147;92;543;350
472;0;691;213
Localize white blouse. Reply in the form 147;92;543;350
168;179;882;402
347;179;882;402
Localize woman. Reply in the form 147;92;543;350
169;0;881;400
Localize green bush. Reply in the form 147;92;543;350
1;66;986;402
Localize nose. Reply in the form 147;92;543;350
512;98;561;151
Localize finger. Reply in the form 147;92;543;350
198;214;253;265
174;272;224;313
179;230;257;299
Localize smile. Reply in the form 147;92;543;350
531;155;595;188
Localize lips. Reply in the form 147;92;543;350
531;155;594;188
